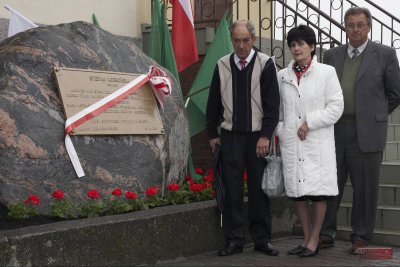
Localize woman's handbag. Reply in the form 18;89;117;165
262;135;285;197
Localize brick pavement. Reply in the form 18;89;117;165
157;236;400;266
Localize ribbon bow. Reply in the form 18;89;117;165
148;66;172;108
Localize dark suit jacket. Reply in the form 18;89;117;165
323;40;400;152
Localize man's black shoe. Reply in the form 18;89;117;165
254;242;279;256
217;242;243;256
319;235;335;249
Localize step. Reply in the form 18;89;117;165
338;202;400;231
336;225;400;247
293;224;400;247
380;161;400;184
383;141;400;161
390;109;400;124
387;124;400;142
342;183;400;206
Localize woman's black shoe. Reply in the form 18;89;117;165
287;245;305;255
298;247;318;257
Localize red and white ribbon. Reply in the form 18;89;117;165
65;66;172;177
148;67;172;107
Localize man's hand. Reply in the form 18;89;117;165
297;122;309;141
256;137;270;158
209;138;221;154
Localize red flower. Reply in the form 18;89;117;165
212;190;217;198
145;186;158;197
190;183;203;193
167;183;180;191
204;174;214;183
243;171;248;182
25;195;40;205
125;191;137;200
112;188;123;196
186;175;194;185
204;182;212;188
51;189;64;200
195;167;205;175
87;189;100;199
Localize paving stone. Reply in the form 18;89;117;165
157;236;400;266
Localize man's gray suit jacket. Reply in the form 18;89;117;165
323;40;400;152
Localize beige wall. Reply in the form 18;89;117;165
0;0;152;38
0;1;270;39
232;0;272;38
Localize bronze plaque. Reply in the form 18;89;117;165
54;67;164;135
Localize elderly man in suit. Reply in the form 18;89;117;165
319;6;400;254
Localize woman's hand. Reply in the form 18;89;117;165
297;122;309;141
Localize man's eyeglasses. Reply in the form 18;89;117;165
345;23;369;30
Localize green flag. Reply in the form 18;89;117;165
149;0;200;179
92;13;100;28
186;12;234;137
148;0;179;84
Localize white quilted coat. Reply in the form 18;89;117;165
276;56;344;198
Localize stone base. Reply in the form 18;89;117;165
0;198;294;266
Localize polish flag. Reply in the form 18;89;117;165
170;0;198;72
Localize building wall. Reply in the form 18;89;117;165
0;0;151;38
0;1;272;40
233;0;272;39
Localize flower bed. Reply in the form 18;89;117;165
0;167;295;265
3;168;245;229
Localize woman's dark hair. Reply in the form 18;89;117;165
286;25;317;57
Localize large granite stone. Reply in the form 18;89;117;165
0;21;190;213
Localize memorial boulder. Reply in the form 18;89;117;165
0;21;190;214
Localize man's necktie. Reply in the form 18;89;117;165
240;60;247;70
352;48;360;59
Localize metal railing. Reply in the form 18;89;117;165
189;0;400;69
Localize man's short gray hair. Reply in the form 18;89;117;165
230;20;256;38
344;7;372;26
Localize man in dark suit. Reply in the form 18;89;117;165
319;7;400;254
206;20;280;257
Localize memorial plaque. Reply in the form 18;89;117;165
54;67;164;135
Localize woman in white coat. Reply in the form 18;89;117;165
276;25;344;257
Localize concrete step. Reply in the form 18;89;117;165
390;109;400;124
387;124;400;142
293;224;400;247
383;141;400;161
342;183;400;206
380;161;400;184
338;202;400;231
336;225;400;247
